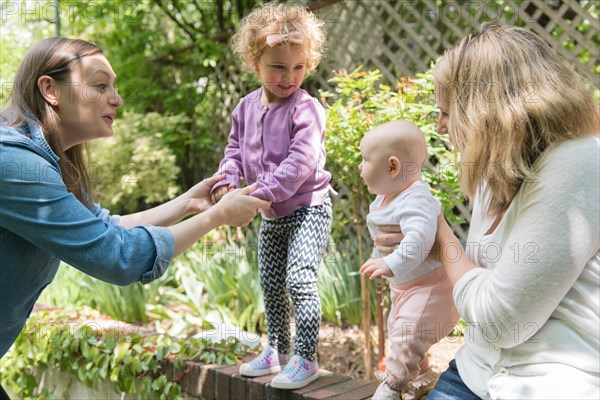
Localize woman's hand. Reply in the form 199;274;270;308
182;173;225;214
215;183;271;227
120;173;226;228
375;222;441;262
169;182;269;257
373;225;404;255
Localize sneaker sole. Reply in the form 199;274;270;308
239;365;282;377
270;372;320;390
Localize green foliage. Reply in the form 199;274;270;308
319;236;372;326
323;67;463;237
0;1;58;105
152;224;266;337
38;264;164;324
0;306;248;399
90;112;184;214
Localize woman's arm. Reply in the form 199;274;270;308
168;184;269;257
375;217;475;284
119;174;224;228
436;214;475;286
0;144;269;286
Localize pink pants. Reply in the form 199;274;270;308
385;267;459;388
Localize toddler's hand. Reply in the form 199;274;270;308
211;185;231;204
360;258;393;280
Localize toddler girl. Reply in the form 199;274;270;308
211;3;332;390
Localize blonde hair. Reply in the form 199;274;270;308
231;3;326;74
435;22;599;216
1;37;103;209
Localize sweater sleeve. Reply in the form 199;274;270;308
383;187;440;278
213;104;243;192
0;142;175;286
250;99;326;202
453;138;600;348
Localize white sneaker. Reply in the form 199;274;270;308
239;346;288;377
404;368;439;400
372;381;402;400
270;355;320;390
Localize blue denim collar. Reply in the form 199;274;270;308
1;121;59;164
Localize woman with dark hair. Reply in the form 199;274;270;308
0;37;270;385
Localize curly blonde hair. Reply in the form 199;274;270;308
435;22;599;217
231;3;326;74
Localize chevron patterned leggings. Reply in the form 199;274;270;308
258;197;332;361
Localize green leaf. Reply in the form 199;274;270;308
114;342;131;361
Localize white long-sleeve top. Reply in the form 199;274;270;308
455;136;600;399
367;181;442;285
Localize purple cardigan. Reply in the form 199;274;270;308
213;88;331;218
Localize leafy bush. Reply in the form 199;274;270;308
39;264;162;324
153;224;266;337
323;67;462;238
0;306;248;399
90;112;185;214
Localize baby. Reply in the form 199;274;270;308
359;120;459;400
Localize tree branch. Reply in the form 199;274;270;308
154;0;196;42
216;0;226;32
149;0;346;63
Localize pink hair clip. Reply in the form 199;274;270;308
265;31;304;47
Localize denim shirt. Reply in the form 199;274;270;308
0;122;175;358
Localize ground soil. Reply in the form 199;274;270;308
316;323;464;380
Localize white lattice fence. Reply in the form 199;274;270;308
315;0;599;88
208;0;599;241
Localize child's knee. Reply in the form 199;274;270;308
286;280;318;299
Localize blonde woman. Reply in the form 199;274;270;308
378;22;598;399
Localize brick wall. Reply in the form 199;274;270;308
165;359;378;399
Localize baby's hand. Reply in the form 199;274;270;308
360;258;393;280
211;185;231;204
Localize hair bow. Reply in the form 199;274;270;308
265;31;304;47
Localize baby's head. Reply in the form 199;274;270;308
359;120;428;196
232;3;325;75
